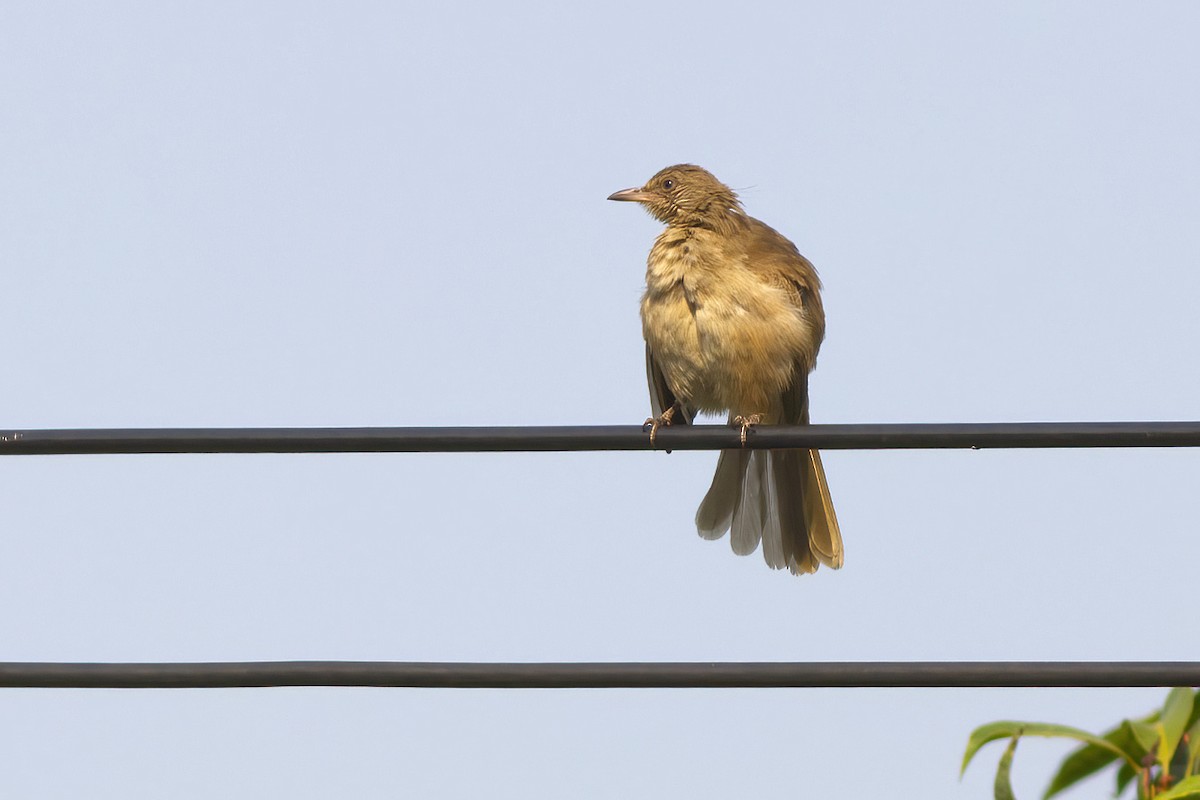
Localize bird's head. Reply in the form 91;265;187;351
608;164;741;226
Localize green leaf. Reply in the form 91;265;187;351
1046;712;1168;799
964;722;1024;775
1116;761;1136;797
963;721;1139;778
1187;689;1200;730
1173;741;1194;787
1159;723;1175;772
1160;689;1196;771
1155;775;1200;800
1130;719;1162;755
1186;713;1200;778
1044;710;1165;798
1045;715;1160;799
995;735;1019;800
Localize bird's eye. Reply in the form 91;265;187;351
662;179;674;190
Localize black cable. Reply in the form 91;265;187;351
4;421;1200;455
2;661;1198;688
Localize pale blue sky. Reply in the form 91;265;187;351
2;2;1199;798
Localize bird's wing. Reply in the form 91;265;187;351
775;271;822;423
741;217;826;364
645;344;692;424
777;326;844;571
781;369;809;427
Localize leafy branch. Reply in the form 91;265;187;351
962;688;1200;799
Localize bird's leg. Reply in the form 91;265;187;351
643;403;681;448
731;414;763;447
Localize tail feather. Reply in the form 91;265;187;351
730;450;769;556
771;450;817;575
694;445;843;575
758;452;786;569
802;448;843;568
695;449;747;541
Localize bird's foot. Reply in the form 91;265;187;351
643;404;680;448
732;414;763;447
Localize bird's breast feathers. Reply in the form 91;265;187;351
640;227;817;418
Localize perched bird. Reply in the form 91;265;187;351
609;164;842;575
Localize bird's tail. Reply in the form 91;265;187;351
694;447;843;575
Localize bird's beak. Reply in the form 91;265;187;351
607;187;654;203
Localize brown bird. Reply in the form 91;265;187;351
609;164;842;575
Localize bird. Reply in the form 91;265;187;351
608;164;842;576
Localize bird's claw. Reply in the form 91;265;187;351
643;405;679;448
732;414;763;447
643;417;660;447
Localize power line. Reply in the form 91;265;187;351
1;661;1198;689
5;425;1197;694
3;421;1200;455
